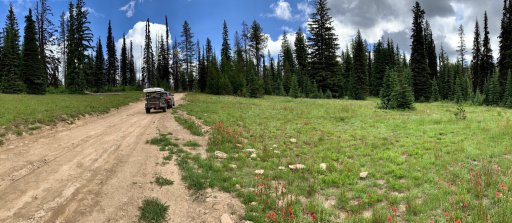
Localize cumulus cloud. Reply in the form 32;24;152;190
270;0;293;21
265;32;297;59
116;21;170;79
323;0;502;60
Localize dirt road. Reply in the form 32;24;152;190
0;93;243;223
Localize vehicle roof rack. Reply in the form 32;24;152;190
143;88;165;93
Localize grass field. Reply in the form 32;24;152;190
179;93;512;222
0;92;142;139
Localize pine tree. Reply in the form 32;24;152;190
206;54;219;94
438;46;452;100
197;48;207;92
128;41;136;86
307;0;339;94
410;1;431;101
471;20;482;94
156;35;170;88
247;57;264;98
263;51;273;95
22;9;45;94
57;11;66;87
371;40;386;96
0;4;23;93
93;38;105;92
350;30;368;100
142;19;155;88
480;12;495;92
430;78;440;102
289;74;300;98
106;20;117;88
379;69;398;109
394;69;415;109
120;34;128;86
342;48;353;97
181;20;195;91
485;73;502;105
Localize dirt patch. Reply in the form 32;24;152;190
0;93;244;223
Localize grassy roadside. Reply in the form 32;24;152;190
0;92;142;141
178;93;512;223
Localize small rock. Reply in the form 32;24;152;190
236;144;243;148
215;151;228;159
320;163;327;170
278;166;286;170
274;150;280;154
244;149;256;153
235;184;241;190
250;153;257;159
229;164;237;169
250;202;257;206
290;138;297;143
289;164;305;170
220;214;234;223
273;144;278;148
206;188;213;194
359;172;369;179
254;169;264;175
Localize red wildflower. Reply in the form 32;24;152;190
463;202;468;208
392;207;397;213
445;212;449;218
454;220;461;223
496;191;501;198
266;211;277;222
501;182;506;190
311;212;317;221
387;215;392;222
290;213;295;219
368;193;372;197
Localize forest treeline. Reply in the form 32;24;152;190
1;0;512;109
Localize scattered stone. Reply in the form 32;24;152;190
359;172;369;179
290;138;297;143
274;150;280;154
250;153;257;159
235;184;241;190
254;169;264;175
319;163;327;170
250;202;257;206
278;166;286;170
289;164;305;170
273;144;278;148
229;164;237;169
221;214;234;223
215;151;228;159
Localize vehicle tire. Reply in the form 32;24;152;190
145;108;151;114
162;107;167;112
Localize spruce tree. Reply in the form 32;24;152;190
289;74;300;98
379;69;398;109
58;11;67;87
498;0;512;88
106;20;117;88
503;71;512;107
93;38;105;92
430;78;440;102
471;20;482;94
197;46;207;92
22;9;45;95
294;29;308;91
480;11;495;92
371;40;385;96
410;1;431;101
0;4;23;94
281;32;295;94
307;0;339;94
394;69;415;110
206;54;219;94
36;0;59;88
156;35;170;88
128;41;136;86
425;20;438;82
181;20;195;91
171;37;181;91
342;48;353;97
485;73;502;105
220;20;233;94
350;30;368;100
263;51;273;95
142;19;156;88
247;57;264;98
120;34;128;86
248;20;267;76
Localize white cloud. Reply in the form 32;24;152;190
268;0;293;21
120;0;145;18
116;21;170;79
265;32;297;59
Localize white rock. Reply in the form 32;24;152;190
236;144;243;148
273;144;278;148
254;169;264;175
274;150;281;154
245;149;256;153
290;138;297;143
289;164;306;170
221;213;234;223
229;164;237;169
320;163;327;170
235;184;241;190
250;202;257;206
359;172;369;179
250;153;257;159
278;166;286;170
215;151;228;159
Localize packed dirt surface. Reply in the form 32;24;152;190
0;93;244;223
